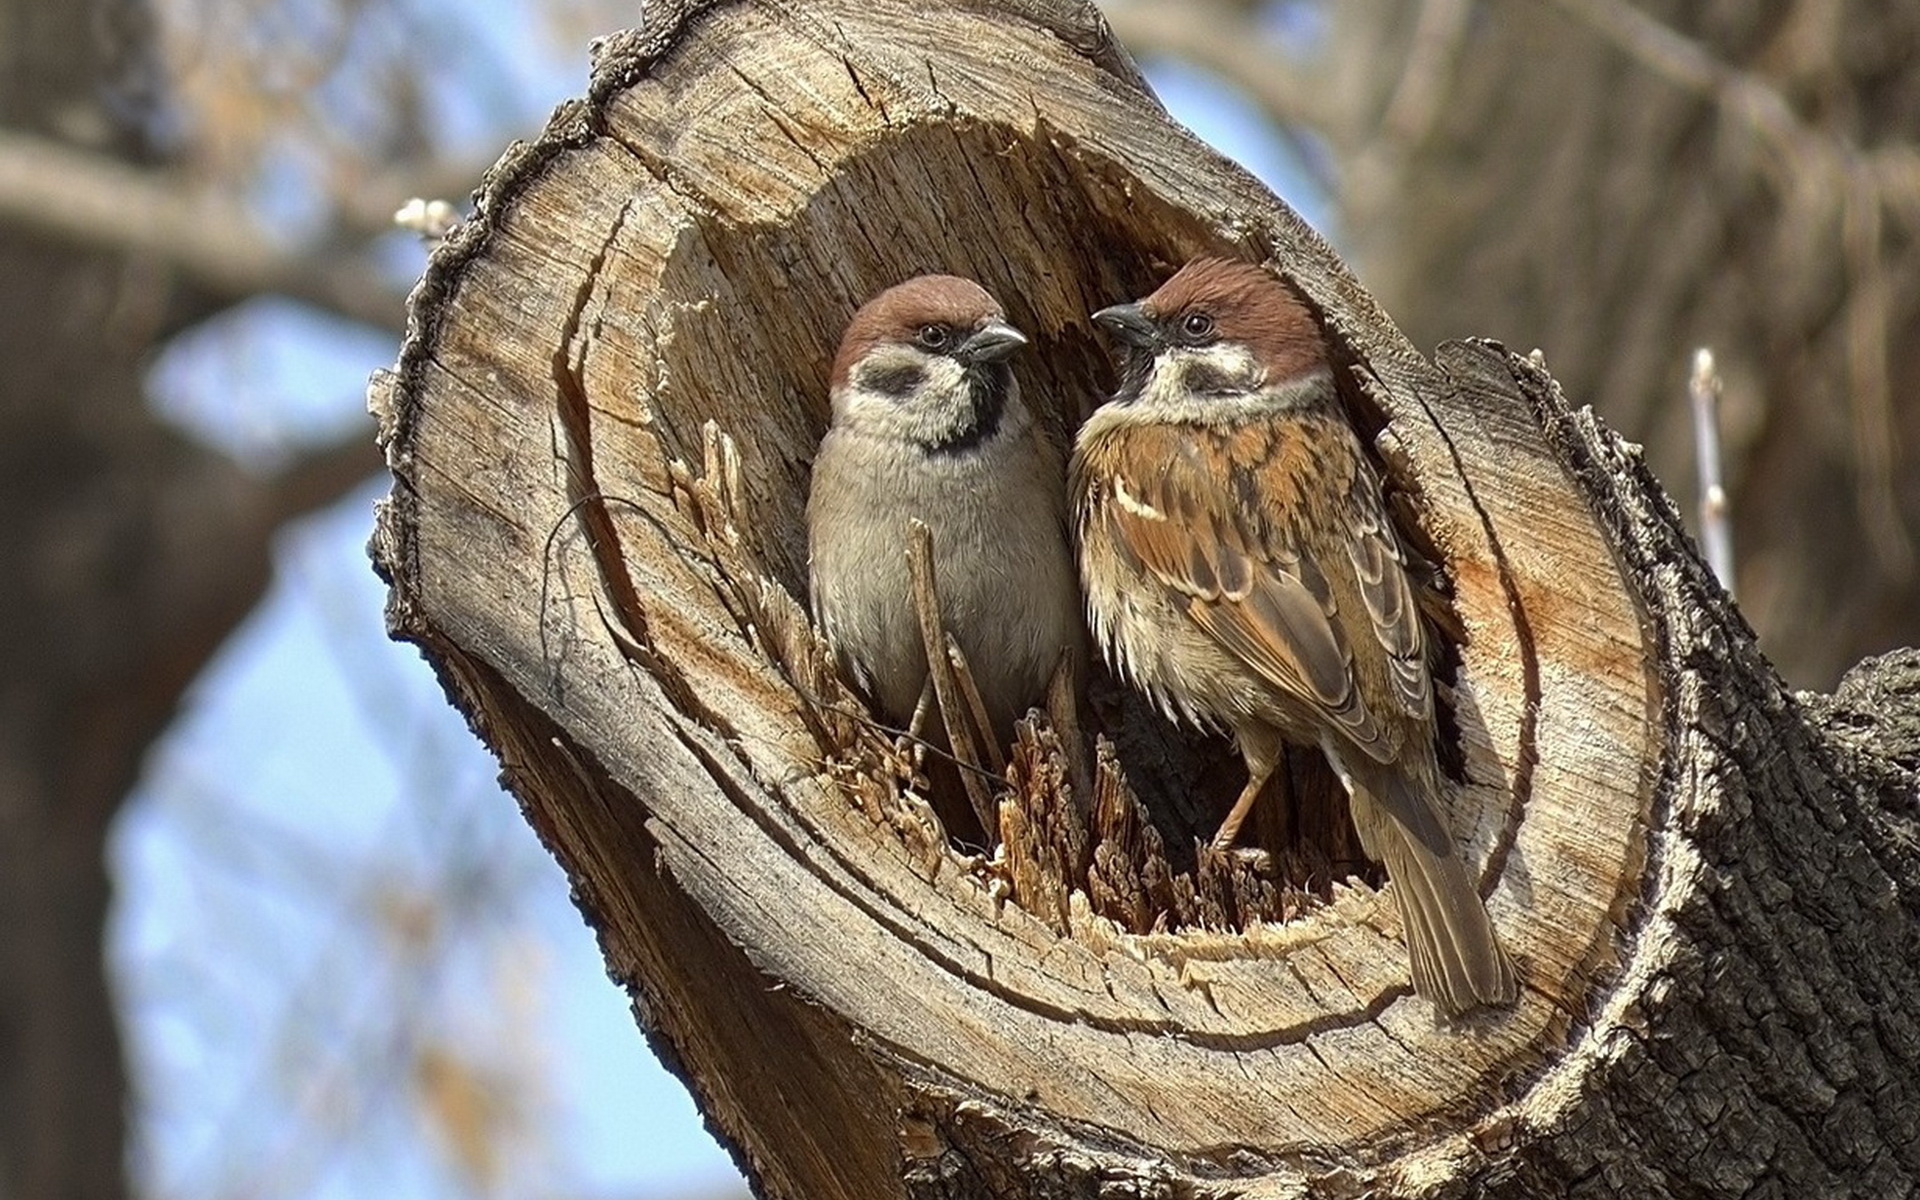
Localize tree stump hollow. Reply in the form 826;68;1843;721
371;2;1920;1196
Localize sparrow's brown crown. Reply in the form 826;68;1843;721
1140;258;1326;382
830;274;1006;390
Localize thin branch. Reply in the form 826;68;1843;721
0;130;402;328
944;636;1007;777
1687;348;1735;591
1044;650;1092;812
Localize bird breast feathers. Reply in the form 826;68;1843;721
1076;415;1433;761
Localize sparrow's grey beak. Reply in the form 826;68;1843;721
957;320;1028;365
1092;303;1158;349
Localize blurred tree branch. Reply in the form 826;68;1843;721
1548;0;1920;198
1;0;424;1194
1542;0;1916;570
0;129;477;329
6;0;752;1187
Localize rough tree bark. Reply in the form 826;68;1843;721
372;2;1920;1196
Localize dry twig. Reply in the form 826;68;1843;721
907;520;999;833
1687;348;1735;591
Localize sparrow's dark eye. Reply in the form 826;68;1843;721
1180;311;1216;341
915;324;951;351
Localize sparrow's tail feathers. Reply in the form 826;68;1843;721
1350;766;1518;1016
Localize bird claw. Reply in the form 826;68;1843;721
892;730;927;774
1201;842;1273;875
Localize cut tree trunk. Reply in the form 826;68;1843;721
369;2;1920;1196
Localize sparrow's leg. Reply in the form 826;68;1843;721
1212;725;1283;850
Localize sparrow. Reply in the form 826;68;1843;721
808;274;1079;754
1072;258;1517;1014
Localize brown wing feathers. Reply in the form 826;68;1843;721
1344;475;1432;721
1100;418;1399;759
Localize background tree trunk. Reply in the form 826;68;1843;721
0;2;382;1194
375;1;1920;1196
4;3;189;1194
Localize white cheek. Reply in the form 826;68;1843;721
834;350;975;443
1132;345;1257;414
919;356;966;396
1173;343;1261;393
836;389;888;432
1210;343;1262;383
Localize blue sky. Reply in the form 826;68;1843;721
110;37;1325;1200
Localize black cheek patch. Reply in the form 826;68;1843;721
864;362;925;398
1181;360;1239;397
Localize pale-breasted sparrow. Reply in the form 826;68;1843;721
809;275;1079;756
